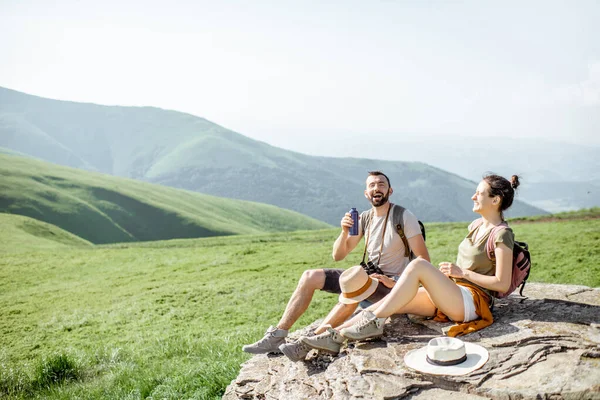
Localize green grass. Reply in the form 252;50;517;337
509;206;600;222
0;210;598;399
0;153;331;244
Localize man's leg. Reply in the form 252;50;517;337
314;302;358;334
280;269;359;361
243;269;327;354
300;302;358;355
276;269;327;330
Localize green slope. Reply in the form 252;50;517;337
0;154;330;244
0;213;92;252
0;86;547;224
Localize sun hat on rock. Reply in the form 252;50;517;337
404;337;489;376
338;265;379;304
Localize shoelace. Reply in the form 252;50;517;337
292;342;309;356
315;331;332;342
358;317;375;332
260;333;279;344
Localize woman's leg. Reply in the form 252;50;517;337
370;258;465;322
336;287;435;330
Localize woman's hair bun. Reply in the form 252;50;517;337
511;175;521;190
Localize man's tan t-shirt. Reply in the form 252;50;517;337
358;207;421;277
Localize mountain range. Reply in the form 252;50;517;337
0;86;546;225
293;133;600;213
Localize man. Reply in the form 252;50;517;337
242;171;430;361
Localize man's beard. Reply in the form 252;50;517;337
369;191;390;207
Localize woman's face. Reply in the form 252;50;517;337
471;181;498;214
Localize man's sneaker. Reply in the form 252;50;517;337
339;311;386;340
279;340;311;362
301;328;344;354
242;326;288;354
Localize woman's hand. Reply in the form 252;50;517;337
438;262;465;279
371;274;395;288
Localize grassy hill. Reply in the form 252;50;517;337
0;213;93;252
0;210;598;399
0;86;547;224
0;153;330;244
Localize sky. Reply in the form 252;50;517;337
1;0;599;156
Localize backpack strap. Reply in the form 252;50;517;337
469;218;502;306
390;204;411;258
360;209;373;264
362;204;417;260
485;222;509;262
471;218;507;261
418;220;426;241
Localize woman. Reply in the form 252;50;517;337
302;174;520;350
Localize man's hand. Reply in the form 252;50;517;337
438;262;464;279
371;274;395;288
333;213;362;261
340;212;356;234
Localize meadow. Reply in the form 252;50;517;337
1;210;599;399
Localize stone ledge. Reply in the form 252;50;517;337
225;283;600;400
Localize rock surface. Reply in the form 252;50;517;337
224;283;600;400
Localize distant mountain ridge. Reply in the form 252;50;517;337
333;135;600;213
0;86;546;223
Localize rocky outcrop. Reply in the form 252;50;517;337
224;283;600;399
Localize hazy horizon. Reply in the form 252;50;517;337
1;0;599;157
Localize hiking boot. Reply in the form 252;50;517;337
301;328;344;354
339;311;386;340
242;326;288;354
279;340;311;362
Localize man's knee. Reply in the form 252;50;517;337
298;269;326;291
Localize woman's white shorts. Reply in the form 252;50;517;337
459;285;479;322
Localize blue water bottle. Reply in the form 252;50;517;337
349;208;359;236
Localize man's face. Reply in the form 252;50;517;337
365;175;392;207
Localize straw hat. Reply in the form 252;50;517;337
338;265;379;304
404;337;489;376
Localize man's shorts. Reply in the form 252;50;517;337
322;268;392;304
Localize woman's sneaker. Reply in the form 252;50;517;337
339;311;386;340
279;340;311;362
242;326;288;354
301;328;344;354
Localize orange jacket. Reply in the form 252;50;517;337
433;281;493;337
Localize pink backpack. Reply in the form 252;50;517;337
473;219;532;298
